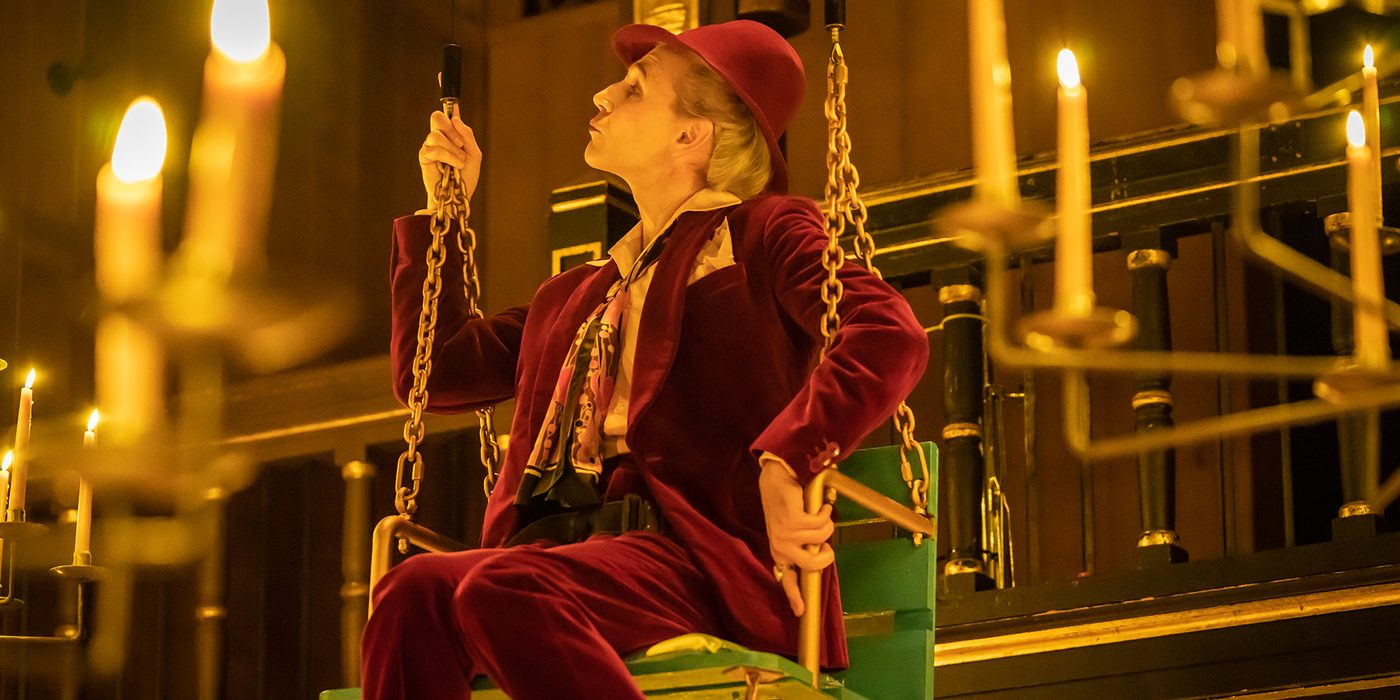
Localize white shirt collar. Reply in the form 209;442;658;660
584;188;742;276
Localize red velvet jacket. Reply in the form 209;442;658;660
390;193;929;668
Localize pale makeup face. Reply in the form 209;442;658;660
584;47;697;181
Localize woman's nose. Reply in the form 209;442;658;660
592;87;612;113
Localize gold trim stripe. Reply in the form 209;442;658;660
550;193;607;214
933;581;1400;666
551;241;604;275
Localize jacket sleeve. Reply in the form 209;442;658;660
390;214;525;413
748;197;930;483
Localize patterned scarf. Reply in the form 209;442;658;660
515;230;671;515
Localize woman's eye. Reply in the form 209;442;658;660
626;82;639;96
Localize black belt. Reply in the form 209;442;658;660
506;494;668;547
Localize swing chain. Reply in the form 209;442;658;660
394;110;501;546
822;29;931;541
448;154;503;497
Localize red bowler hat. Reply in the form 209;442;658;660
611;19;805;193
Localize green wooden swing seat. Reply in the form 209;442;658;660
323;441;937;700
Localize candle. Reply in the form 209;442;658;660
75;410;98;561
179;0;285;280
1235;0;1265;76
1055;49;1093;317
8;370;34;518
1346;111;1391;369
968;0;1020;206
0;452;11;519
97;98;166;303
1217;0;1265;75
97;100;169;444
1363;45;1382;212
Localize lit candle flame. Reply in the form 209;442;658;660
87;409;100;432
211;0;272;63
2;451;10;473
112;98;168;184
24;369;35;390
1348;110;1366;148
1057;49;1081;90
1365;44;1375;70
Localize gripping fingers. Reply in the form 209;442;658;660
421;143;467;170
429;112;464;146
781;572;803;617
451;115;480;156
774;541;834;572
792;542;835;572
785;517;835;544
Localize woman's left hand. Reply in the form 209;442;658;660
758;458;835;617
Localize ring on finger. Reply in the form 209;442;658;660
772;563;790;582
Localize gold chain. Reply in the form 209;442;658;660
393;103;501;551
823;30;931;541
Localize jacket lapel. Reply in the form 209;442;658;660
534;260;620;398
627;208;733;432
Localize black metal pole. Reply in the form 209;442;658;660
937;268;992;591
1123;229;1188;567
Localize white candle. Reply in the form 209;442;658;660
1346;111;1391;369
75;410;98;559
0;452;11;519
968;0;1020;206
1236;0;1265;76
9;370;34;517
1055;49;1093;317
179;0;285;279
1364;45;1382;212
97;100;168;444
96;98;166;304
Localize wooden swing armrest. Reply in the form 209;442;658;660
368;516;469;614
796;468;936;685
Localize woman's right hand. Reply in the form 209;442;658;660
418;110;482;211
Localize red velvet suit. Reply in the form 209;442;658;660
366;193;928;697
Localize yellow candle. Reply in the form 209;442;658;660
1055;49;1093;317
968;0;1020;206
97;98;166;303
1236;0;1265;76
75;410;98;559
9;370;34;517
0;452;11;519
179;0;285;279
1346;111;1391;369
1364;45;1382;211
97;100;168;444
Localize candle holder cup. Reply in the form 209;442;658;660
120;270;357;374
1324;212;1400;256
1016;306;1139;350
1171;68;1303;126
0;519;48;541
51;563;106;583
1313;361;1400;405
937;200;1054;253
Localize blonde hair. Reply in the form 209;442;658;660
663;47;773;199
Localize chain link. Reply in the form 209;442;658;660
393;103;502;546
823;30;930;539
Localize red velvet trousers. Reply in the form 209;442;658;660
360;531;725;699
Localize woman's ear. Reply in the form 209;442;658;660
676;119;715;155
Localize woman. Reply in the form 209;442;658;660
362;19;927;699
